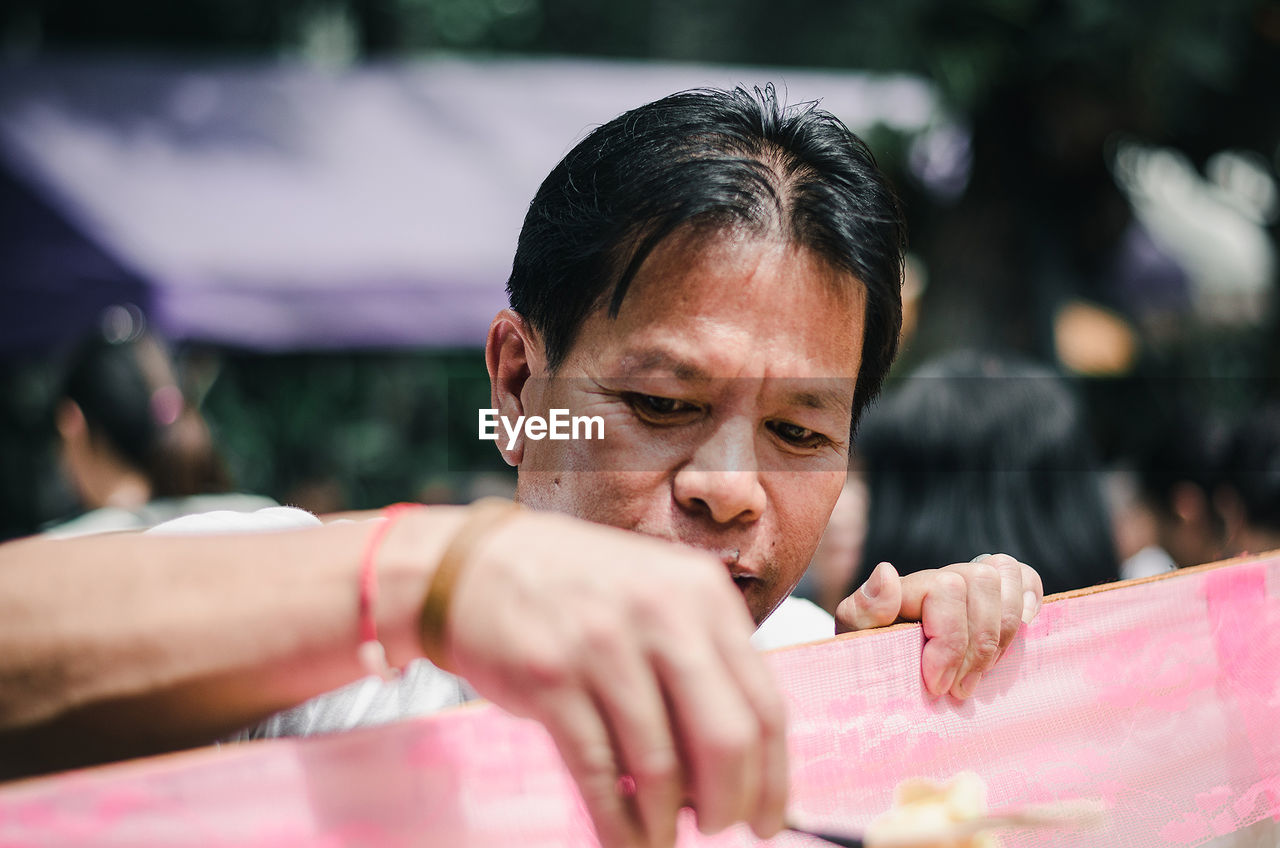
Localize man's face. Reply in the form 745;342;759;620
512;230;866;625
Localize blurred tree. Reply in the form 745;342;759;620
200;350;509;513
8;0;304;51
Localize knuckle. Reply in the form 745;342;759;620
566;737;619;789
971;631;1002;664
1000;608;1024;640
632;584;679;631
522;649;573;690
986;553;1020;569
971;563;1000;586
631;746;679;784
934;570;968;599
702;718;756;761
579;613;625;658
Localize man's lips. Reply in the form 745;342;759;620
644;536;762;590
692;546;761;589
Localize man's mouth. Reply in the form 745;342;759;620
658;538;759;593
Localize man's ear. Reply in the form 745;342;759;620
55;399;87;442
1170;481;1209;526
485;309;546;466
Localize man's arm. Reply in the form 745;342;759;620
0;516;444;774
0;507;786;847
835;554;1044;698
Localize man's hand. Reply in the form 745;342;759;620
834;554;1043;699
441;511;787;848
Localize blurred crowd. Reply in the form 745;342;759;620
29;295;1280;610
2;0;1278;594
799;347;1280;614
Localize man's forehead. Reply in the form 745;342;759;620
551;228;866;394
601;226;862;314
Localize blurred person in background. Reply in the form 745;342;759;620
845;350;1119;604
45;306;275;537
791;257;926;617
1216;404;1280;558
1131;408;1231;572
793;471;867;617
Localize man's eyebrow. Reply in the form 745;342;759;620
782;384;854;412
616;350;854;409
615;348;710;381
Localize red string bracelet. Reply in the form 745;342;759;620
357;502;424;680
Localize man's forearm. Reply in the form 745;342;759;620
0;510;466;778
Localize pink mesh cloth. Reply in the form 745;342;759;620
1;553;1277;847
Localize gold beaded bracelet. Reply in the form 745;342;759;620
419;497;523;671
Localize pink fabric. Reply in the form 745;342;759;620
1;554;1277;847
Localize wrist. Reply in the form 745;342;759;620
418;498;523;671
368;505;470;670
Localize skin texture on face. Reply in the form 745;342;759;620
488;229;867;626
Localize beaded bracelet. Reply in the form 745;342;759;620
419;497;523;671
357;502;424;680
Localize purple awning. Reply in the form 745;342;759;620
0;55;942;353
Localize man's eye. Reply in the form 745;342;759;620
625;393;700;423
768;420;831;449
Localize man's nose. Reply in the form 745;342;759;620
672;419;766;525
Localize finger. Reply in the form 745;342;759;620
907;569;968;696
541;690;642;848
951;562;1002;699
834;561;903;633
713;625;788;839
654;634;760;835
586;630;683;847
1020;561;1045;623
986;554;1028;662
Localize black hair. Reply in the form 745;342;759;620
60;330;230;499
1220;405;1280;532
853;350;1120;596
62;335;156;473
1135;406;1229;518
507;84;905;426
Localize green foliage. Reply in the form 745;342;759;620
10;0;1264;129
202;349;510;510
0;358;71;541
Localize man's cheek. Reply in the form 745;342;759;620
570;474;671;534
594;419;695;474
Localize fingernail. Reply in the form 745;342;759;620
1022;590;1040;624
861;562;889;600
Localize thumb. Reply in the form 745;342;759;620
835;561;903;633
